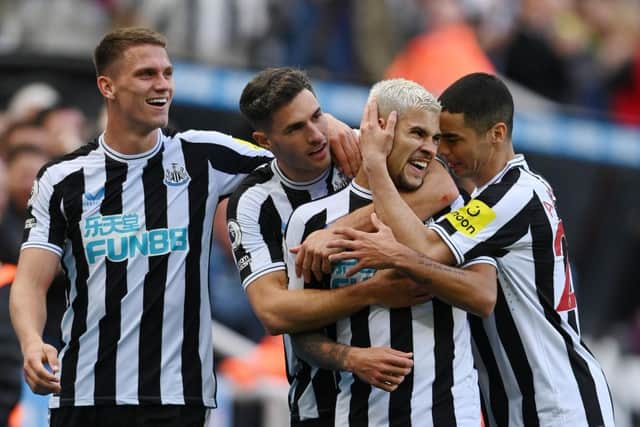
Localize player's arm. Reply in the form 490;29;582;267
329;214;497;317
245;269;431;335
9;248;62;395
291;331;413;392
358;98;452;262
292;158;458;282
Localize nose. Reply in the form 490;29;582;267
154;74;172;92
422;136;438;158
307;122;325;145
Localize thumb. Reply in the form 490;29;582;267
371;212;382;229
289;245;300;254
43;344;60;373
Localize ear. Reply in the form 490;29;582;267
252;131;271;150
378;117;387;129
490;122;507;144
97;76;115;100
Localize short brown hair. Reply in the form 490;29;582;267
239;67;314;131
93;27;167;76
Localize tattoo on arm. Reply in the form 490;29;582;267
293;332;351;371
415;253;464;276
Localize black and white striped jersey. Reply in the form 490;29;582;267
285;181;493;426
430;155;615;426
226;159;349;289
22;129;272;409
227;160;348;424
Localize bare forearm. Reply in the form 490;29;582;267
392;249;495;317
252;283;376;335
292;332;352;371
10;283;48;351
367;161;432;253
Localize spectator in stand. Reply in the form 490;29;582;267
385;0;495;95
0;144;50;264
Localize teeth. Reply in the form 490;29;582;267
147;98;167;105
410;160;427;170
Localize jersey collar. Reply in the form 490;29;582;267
471;154;528;197
99;130;163;162
271;160;332;189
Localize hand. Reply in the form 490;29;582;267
359;98;396;174
290;228;342;283
345;346;413;392
22;341;61;395
325;113;361;178
328;213;409;276
364;270;433;308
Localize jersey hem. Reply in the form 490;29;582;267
242;264;286;289
429;223;464;265
21;242;63;257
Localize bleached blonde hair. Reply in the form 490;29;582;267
368;78;441;118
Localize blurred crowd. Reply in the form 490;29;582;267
0;0;639;425
1;0;640;125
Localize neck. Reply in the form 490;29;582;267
103;122;159;155
472;143;516;188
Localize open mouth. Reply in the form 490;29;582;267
146;97;169;107
408;159;428;171
308;143;327;156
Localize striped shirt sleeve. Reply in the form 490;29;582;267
21;170;65;256
430;175;531;265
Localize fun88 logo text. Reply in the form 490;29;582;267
82;213;188;264
331;259;376;288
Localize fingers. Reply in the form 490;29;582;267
43;344;60;374
328;250;357;263
345;261;367;277
294;245;305;279
384;110;398;132
341;131;361;178
311;252;324;282
329;135;350;178
363;98;377;128
370;212;382;230
24;346;61;395
321;255;333;275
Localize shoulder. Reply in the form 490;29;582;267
228;162;277;209
173;129;260;150
38;139;101;183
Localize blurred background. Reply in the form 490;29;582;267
0;0;639;426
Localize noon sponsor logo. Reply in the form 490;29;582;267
445;199;496;237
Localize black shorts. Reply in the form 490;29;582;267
291;413;334;427
49;405;207;427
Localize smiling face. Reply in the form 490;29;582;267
102;44;174;135
257;89;330;181
437;111;494;184
386;107;440;191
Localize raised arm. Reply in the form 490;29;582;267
291;332;413;392
359;98;451;260
9;248;62;395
